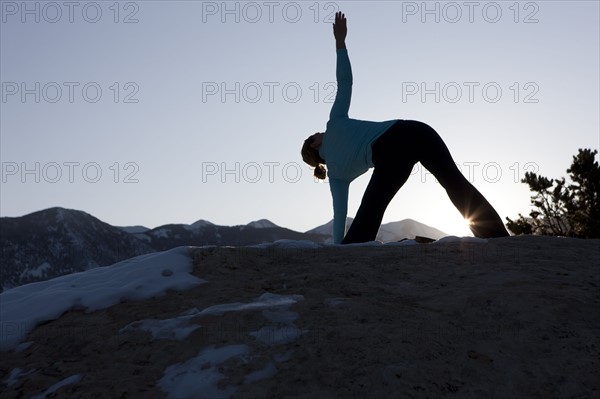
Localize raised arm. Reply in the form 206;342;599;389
329;12;352;120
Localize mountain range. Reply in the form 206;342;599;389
0;207;447;291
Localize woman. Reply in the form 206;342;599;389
302;11;510;244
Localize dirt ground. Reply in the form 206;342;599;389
1;236;599;398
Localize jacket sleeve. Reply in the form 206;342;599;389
329;48;353;120
329;178;350;244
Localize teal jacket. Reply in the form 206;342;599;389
318;48;399;244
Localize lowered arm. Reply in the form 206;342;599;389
329;178;350;244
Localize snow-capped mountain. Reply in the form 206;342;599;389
118;219;216;234
376;219;448;242
244;219;280;229
188;219;215;229
131;219;322;251
306;218;448;242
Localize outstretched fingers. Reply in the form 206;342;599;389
334;11;346;26
333;11;347;41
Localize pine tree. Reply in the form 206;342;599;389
506;148;600;238
564;149;600;238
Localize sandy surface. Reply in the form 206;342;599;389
1;236;599;398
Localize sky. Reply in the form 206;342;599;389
1;0;599;237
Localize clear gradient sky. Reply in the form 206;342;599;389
1;1;599;236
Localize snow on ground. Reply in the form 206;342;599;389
159;344;250;399
120;292;303;341
1;237;494;397
0;246;205;351
2;236;598;398
0;238;488;352
0;242;312;397
3;367;35;386
143;292;304;399
1;238;487;351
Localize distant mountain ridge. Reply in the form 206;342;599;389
0;207;448;291
0;208;327;291
1;208;154;292
306;217;447;242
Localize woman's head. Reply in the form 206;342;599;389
301;132;326;180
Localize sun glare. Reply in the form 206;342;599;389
439;217;473;237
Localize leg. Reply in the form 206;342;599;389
414;121;509;238
342;165;413;243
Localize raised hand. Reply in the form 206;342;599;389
333;11;347;44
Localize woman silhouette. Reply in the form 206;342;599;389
301;11;510;244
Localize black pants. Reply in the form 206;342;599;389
341;120;509;244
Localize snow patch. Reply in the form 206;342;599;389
3;367;36;386
122;318;201;341
0;247;204;350
31;374;81;399
120;292;304;342
159;344;249;399
124;292;304;398
249;325;302;346
249;294;304;346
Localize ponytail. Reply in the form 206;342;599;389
314;164;327;180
